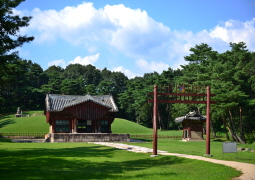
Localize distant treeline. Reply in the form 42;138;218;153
1;42;255;143
1;1;254;143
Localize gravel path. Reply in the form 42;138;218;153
91;142;255;180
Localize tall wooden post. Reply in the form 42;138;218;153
153;85;158;155
206;86;211;155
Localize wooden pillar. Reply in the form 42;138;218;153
206;86;211;155
52;120;55;133
73;118;77;133
153;85;158;155
188;126;191;139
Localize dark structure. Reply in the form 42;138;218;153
149;84;216;156
44;94;130;142
175;111;206;141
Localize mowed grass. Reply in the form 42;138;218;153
126;139;255;164
0;111;48;133
0;111;254;166
0;140;241;180
112;118;182;136
0;112;182;136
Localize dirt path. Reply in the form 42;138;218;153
91;142;255;180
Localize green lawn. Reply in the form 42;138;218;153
112;118;182;136
0;139;241;180
0;111;48;133
0;112;182;136
126;139;255;164
0;111;254;166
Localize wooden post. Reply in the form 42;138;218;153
153;85;158;155
206;86;211;155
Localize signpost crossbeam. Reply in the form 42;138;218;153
148;92;216;97
148;100;216;104
148;84;215;156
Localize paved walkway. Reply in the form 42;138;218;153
91;142;255;180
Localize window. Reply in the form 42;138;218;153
56;120;69;132
78;121;86;129
77;120;92;133
87;120;92;132
100;120;108;133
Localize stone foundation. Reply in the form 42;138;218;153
46;133;130;143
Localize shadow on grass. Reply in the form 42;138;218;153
132;138;153;142
0;137;13;142
0;144;184;180
0;118;15;128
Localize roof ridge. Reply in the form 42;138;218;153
46;94;118;112
63;94;113;109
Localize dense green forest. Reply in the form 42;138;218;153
1;0;255;143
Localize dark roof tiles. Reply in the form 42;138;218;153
175;111;206;123
46;94;118;112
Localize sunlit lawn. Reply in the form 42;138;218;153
126;138;255;164
0;139;241;180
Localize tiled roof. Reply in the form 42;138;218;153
45;94;118;112
175;111;206;123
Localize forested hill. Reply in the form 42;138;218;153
1;42;255;144
0;1;254;144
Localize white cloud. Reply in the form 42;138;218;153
48;53;99;69
48;59;66;68
209;18;255;50
68;53;100;65
104;4;171;58
19;2;255;75
136;59;169;74
23;3;115;44
113;66;141;79
20;3;170;59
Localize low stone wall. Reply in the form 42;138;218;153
2;136;43;139
46;133;130;143
15;114;30;117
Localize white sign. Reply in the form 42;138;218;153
222;142;237;153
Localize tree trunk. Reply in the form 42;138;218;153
239;106;246;144
210;120;217;138
228;110;238;142
228;110;246;144
222;117;230;140
226;126;237;141
166;104;171;130
157;111;165;130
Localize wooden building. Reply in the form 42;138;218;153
175;111;206;141
44;94;129;142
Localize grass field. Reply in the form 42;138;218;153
0;112;182;136
0;111;254;165
0;139;241;180
126;139;255;164
0;111;48;133
112;118;182;136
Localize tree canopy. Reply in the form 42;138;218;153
0;0;34;86
0;1;254;144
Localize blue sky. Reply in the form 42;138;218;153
15;0;255;78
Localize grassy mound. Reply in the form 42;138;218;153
0;111;48;133
0;111;182;136
112;118;152;135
